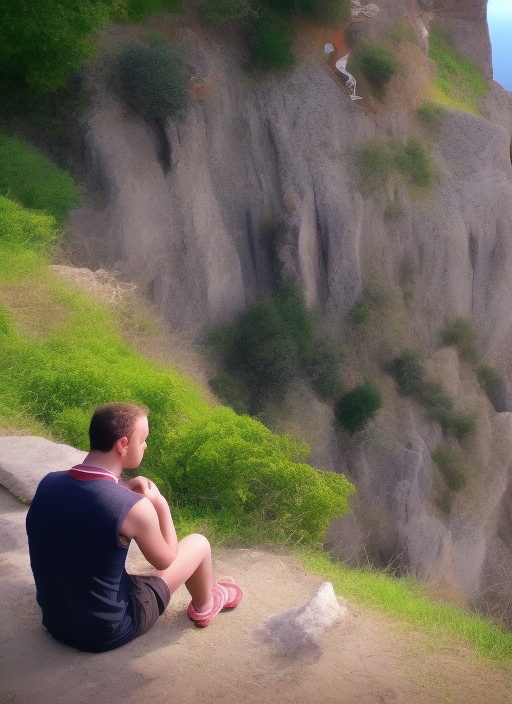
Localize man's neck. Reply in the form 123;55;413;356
81;450;123;478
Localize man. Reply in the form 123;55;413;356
26;402;242;652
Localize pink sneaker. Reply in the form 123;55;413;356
187;583;229;628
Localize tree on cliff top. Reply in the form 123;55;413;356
0;0;112;94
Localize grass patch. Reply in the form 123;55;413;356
298;548;512;664
357;139;435;194
0;134;79;226
428;26;487;115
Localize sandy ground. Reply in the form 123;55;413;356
1;485;512;704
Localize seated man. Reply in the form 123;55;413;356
26;402;242;652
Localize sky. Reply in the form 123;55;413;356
487;0;512;91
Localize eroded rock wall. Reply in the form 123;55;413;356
70;2;512;619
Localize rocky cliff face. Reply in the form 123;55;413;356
70;2;512;622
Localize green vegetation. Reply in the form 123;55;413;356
390;349;425;397
209;284;345;412
0;0;111;94
251;12;296;70
390;23;415;45
389;350;476;440
417;101;445;134
0;134;79;225
428;26;487;115
477;364;503;410
399;253;415;304
299;549;512;664
357;139;435;194
0;196;60;254
440;317;478;364
198;0;252;24
432;447;470;491
121;0;183;22
347;42;399;96
348;302;373;327
334;380;382;434
111;42;189;121
384;202;403;221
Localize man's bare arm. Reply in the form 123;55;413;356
120;477;178;570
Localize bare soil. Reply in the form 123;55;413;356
1;486;511;704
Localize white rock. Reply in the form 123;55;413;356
255;581;347;656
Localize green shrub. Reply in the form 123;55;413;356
428;26;487;115
216;284;314;410
440;318;477;363
348;302;373;327
164;407;354;544
384;202;403;220
251;12;295;70
335;380;382;434
390;349;425;397
432;447;470;491
402;139;435;188
0;196;60;253
390;23;415;44
417;101;445;132
477;365;502;410
357;139;434;194
0;134;79;225
198;0;251;23
348;43;399;86
112;43;189;121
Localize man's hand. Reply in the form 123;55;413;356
126;476;162;505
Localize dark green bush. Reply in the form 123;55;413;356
0;134;79;226
348;43;399;85
251;12;295;70
390;349;425;397
112;43;189;121
432;447;469;491
441;318;477;363
335;380;382;434
417;101;445;131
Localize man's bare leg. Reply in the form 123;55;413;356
157;533;213;609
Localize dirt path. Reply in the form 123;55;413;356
1;484;511;704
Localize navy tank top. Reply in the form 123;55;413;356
26;471;142;651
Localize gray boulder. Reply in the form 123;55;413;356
0;436;86;503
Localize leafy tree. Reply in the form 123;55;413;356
112;43;189;121
0;0;113;94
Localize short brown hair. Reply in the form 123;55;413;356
89;402;149;452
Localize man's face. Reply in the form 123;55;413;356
123;415;149;469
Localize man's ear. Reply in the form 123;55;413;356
115;436;129;456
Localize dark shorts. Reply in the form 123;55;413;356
129;574;171;639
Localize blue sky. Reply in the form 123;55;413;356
487;0;512;91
